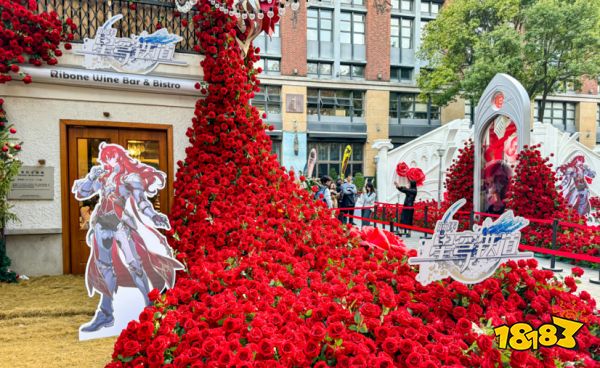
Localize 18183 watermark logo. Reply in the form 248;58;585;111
494;316;583;351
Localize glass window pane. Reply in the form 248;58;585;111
401;0;412;11
421;1;429;13
267;59;280;72
354;34;364;44
321;30;332;42
352;65;364;78
318;164;328;177
320;63;332;75
330;143;341;161
340;33;351;44
340;64;351;78
322;19;332;30
307;29;318;41
307;63;318;74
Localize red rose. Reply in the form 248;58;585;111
406;167;426;186
396;162;409;177
122;340;141;357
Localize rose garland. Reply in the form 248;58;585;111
0;0;74;84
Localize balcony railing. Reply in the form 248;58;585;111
38;0;200;54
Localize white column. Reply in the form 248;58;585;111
373;139;394;202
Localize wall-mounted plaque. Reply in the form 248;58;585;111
286;94;304;113
9;166;54;200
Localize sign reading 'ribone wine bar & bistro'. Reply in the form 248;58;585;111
19;66;203;96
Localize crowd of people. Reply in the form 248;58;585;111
312;174;417;232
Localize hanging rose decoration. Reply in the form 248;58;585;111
395;162;409;177
406;167;426;186
0;0;74;84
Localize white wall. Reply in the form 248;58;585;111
0;49;201;275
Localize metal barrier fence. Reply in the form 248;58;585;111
38;0;201;53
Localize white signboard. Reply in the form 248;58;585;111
72;143;184;340
19;66;203;96
409;199;533;285
76;15;187;74
8;166;54;200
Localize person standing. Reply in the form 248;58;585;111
329;182;339;209
339;175;357;225
360;183;376;227
314;175;334;209
395;179;417;237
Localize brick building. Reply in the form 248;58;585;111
252;0;600;179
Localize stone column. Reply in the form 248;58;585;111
373;139;394;202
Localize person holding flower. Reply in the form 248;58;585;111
395;179;417;237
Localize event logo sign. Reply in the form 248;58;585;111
76;15;187;75
72;143;184;340
409;199;533;285
558;155;596;217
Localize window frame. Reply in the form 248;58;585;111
307;8;334;59
251;85;282;117
391;16;414;50
308;142;364;179
340;11;366;59
307;89;365;122
389;92;440;124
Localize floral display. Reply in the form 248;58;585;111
103;4;600;367
0;0;74;84
395;162;425;187
350;226;404;251
444;139;474;210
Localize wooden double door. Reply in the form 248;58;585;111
63;123;172;274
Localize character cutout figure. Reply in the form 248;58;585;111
558;155;596;217
72;143;183;336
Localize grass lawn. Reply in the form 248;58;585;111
0;275;116;367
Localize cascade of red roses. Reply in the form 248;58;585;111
444;139;474;210
108;4;599;367
0;0;74;84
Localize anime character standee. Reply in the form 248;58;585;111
72;143;183;333
558;155;596;216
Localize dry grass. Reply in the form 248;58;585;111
0;275;116;368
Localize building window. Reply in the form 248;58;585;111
254;24;280;56
308;142;364;179
390;66;413;82
390;92;440;123
271;140;282;162
340;12;365;59
391;17;413;49
420;1;440;16
251;85;282;116
255;58;281;75
307;8;333;58
340;0;364;7
535;101;576;132
340;63;365;79
391;0;413;11
307;89;364;121
307;61;333;78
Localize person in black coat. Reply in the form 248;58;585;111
395;180;417;237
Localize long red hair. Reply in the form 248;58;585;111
99;143;165;195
